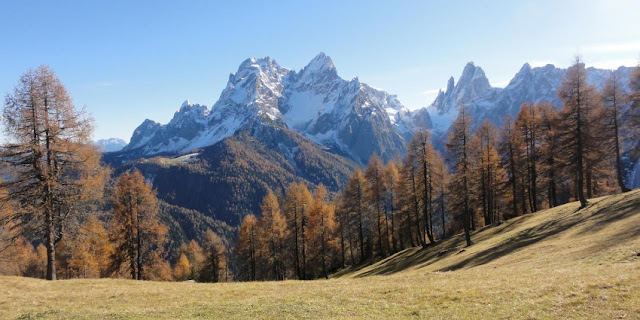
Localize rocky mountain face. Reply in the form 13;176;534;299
423;61;638;187
106;53;426;236
116;53;429;166
105;54;638;234
426;62;633;131
94;138;127;152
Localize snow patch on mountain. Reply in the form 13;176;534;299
121;53;428;163
423;62;633;133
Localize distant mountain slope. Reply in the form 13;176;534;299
106;122;357;226
94;138;127;152
158;200;236;261
426;62;633;131
423;62;638;186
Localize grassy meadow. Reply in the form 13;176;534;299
1;190;639;319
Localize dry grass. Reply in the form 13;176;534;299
2;191;640;319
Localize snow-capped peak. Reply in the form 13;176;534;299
122;53;428;164
424;61;633;137
177;100;209;117
304;52;335;73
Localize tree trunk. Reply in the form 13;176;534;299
576;93;588;208
389;200;397;253
301;208;307;280
293;204;300;279
421;148;435;245
613;105;630;192
411;169;423;246
508;140;518;218
440;189;446;239
45;209;56;281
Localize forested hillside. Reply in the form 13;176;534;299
106;123;358;226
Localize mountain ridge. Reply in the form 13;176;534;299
116;53;428;165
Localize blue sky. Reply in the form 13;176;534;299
1;0;639;141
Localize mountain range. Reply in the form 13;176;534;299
103;53;640;234
110;53;428;166
94;138;127;152
427;61;633;133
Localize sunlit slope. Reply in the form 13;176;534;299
1;191;639;319
337;189;640;278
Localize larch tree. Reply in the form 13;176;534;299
402;152;423;247
536;103;561;208
0;66;105;280
108;170;167;280
284;183;313;280
471;120;502;226
446;107;473;246
173;253;191;281
308;184;336;279
199;229;227;283
499;117;527;218
557;57;601;208
601;72;631;192
364;155;387;256
334;194;350;267
515;103;540;212
383;161;400;252
175;240;205;280
236;214;259;281
432;152;450;239
258;191;287;280
342;171;368;262
66;215;113;278
186;240;205;279
409;130;437;245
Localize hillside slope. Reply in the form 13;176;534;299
338;189;640;278
1;191;639;319
109;123;357;226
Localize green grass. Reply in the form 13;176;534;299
2;191;640;319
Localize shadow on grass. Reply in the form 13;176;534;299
346;190;640;277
